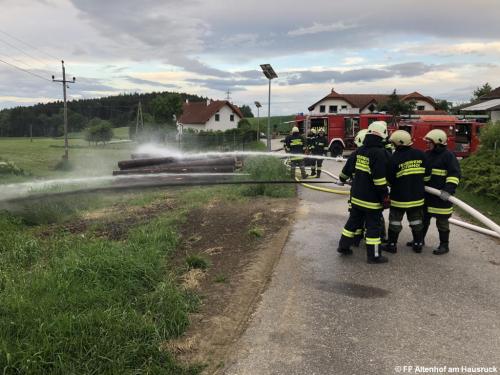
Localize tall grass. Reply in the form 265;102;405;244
239;156;295;198
0;211;199;374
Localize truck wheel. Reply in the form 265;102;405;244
330;142;344;157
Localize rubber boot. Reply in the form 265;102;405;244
310;168;316;176
338;235;353;255
407;225;428;248
367;244;388;264
433;231;450;255
316;170;321;178
384;230;398;254
412;230;424;253
353;233;363;247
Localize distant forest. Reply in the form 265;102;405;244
0;92;254;137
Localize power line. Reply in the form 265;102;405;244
0;28;59;62
0;36;50;67
0;57;51;82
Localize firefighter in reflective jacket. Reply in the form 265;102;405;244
311;128;328;177
421;129;461;255
337;122;389;264
339;129;367;246
305;128;317;175
285;126;308;180
385;130;430;254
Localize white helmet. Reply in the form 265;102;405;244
367;121;388;138
292;126;299;133
354;129;368;147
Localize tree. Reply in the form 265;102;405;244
85;118;113;146
378;89;415;122
434;99;451;112
239;105;254;118
151;94;183;124
472;83;492;101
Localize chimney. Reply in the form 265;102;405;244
331;87;335;93
206;99;211;106
185;98;189;104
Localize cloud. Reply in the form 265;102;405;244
288;22;355;36
122;76;178;88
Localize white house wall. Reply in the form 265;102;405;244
205;105;241;131
491;110;500;123
182;123;206;131
410;100;435;111
310;99;355;114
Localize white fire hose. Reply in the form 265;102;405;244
424;186;500;239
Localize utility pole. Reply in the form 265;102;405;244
135;101;144;137
52;60;75;160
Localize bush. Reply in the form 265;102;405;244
479;121;500;150
0;158;25;176
85;118;114;145
461;150;500;203
185;254;210;270
239;156;295;198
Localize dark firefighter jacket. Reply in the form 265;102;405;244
424;145;461;216
312;134;328;155
306;133;316;153
347;134;388;211
387;146;430;209
284;133;306;160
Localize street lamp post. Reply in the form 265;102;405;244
260;64;278;151
254;101;262;141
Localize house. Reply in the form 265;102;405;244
307;89;439;115
460;86;500;122
177;99;243;132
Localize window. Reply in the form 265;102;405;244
341;105;348;110
329;105;338;113
215;113;220;121
368;104;376;113
230;114;235;122
319;105;326;113
417;105;425;111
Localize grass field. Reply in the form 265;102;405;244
245;115;295;134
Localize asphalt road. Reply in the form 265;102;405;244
224;152;500;375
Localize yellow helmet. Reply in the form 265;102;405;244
367;121;388;138
310;128;317;135
424;129;447;145
354;129;368;147
389;130;413;146
292;126;299;133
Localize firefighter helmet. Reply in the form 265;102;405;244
354;129;368;147
292;126;299;133
367;121;388;138
318;128;325;134
424;129;447;145
389;130;413;146
310;128;317;134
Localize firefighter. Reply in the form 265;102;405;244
284;126;308;180
305;128;317;175
338;129;368;246
385;130;430;254
419;129;461;255
337;122;390;264
311;127;328;178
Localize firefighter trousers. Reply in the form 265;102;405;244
388;206;424;244
290;158;307;179
339;206;383;260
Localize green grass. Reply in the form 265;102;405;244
248;226;264;238
245;115;295;134
185;255;210;270
455;188;500;225
0;204;200;374
0;137;134;183
214;274;227;283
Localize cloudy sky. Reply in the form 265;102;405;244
0;0;499;114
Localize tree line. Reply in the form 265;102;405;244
0;91;255;138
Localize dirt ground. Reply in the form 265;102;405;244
165;197;296;373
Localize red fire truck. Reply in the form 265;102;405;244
294;113;395;156
398;116;483;157
293;113;483;157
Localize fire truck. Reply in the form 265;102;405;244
398;116;483;157
293;113;483;157
294;113;395;156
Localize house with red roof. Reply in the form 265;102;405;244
308;89;439;115
460;86;500;122
177;99;243;132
